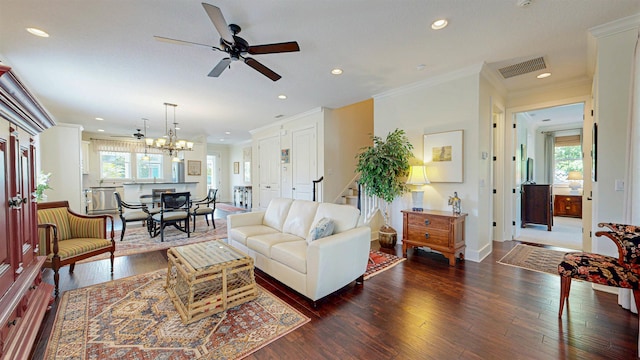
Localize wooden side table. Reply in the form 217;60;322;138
401;209;467;266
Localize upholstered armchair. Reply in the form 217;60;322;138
37;201;115;297
558;222;640;317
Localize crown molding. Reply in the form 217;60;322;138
249;107;324;135
589;13;640;39
373;63;484;100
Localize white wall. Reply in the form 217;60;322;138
39;123;83;212
374;66;489;262
592;25;638;257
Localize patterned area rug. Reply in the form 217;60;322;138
79;219;227;263
217;203;248;213
45;269;310;359
497;244;570;276
364;250;406;279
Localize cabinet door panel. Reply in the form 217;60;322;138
0;140;12;296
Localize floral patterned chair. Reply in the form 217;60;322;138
557;222;640;317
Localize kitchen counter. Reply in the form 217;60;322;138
122;181;198;185
122;182;199;203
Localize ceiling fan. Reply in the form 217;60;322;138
111;119;147;139
154;3;300;81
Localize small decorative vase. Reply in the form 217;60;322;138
378;225;397;249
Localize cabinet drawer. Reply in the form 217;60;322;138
407;214;450;230
407;226;450;247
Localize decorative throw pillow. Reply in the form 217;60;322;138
307;217;335;243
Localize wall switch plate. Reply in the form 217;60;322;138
615;179;624;191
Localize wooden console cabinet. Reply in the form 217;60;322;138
0;67;55;359
521;184;553;231
401;209;467;266
554;195;582;218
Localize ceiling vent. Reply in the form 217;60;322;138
498;57;546;79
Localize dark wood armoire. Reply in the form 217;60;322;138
521;184;553;231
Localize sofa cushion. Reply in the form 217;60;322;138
263;198;294;231
229;225;279;246
312;203;360;234
306;217;335;243
44;238;113;260
283;200;319;238
247;232;303;257
271;240;308;274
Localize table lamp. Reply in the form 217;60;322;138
567;171;583;194
406;165;430;211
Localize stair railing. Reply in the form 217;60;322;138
312;176;324;202
358;183;383;224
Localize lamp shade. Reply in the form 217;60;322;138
567;171;583;181
406;165;430;185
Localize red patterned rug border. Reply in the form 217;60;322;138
45;269;310;359
364;250;406;280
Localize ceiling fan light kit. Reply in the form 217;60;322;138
156;3;300;81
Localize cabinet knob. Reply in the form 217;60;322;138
424;233;430;239
424;219;431;226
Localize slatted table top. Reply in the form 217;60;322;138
173;240;248;271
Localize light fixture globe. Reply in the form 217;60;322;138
406;165;430;211
147;102;194;157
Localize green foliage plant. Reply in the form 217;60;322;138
356;129;414;225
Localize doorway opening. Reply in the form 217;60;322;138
513;102;587;250
207;153;220;191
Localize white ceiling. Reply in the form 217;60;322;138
1;0;639;144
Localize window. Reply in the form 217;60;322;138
136;153;163;180
554;135;582;185
100;151;131;179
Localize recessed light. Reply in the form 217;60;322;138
219;138;225;142
331;68;343;75
278;94;287;100
537;72;551;79
416;64;426;71
95;117;104;121
175;127;180;130
97;129;105;132
26;27;49;37
431;19;448;30
225;131;231;135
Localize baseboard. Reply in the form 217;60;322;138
465;242;493;263
592;283;619;295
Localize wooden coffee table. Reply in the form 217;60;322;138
165;240;258;324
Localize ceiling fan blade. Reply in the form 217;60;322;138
248;41;300;55
244;58;281;81
208;58;232;77
154;35;216;49
202;3;234;44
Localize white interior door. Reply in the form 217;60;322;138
258;136;280;208
291;127;316;200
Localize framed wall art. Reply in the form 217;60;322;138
187;160;201;176
233;161;240;174
424;130;464;183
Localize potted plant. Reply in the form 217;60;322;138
356;129;413;248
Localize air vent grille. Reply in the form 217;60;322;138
498;57;546;79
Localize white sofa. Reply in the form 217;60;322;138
227;198;370;302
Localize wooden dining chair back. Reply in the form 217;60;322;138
190;188;218;231
113;192;151;241
150;191;191;242
37;201;115;296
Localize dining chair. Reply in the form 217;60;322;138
114;192;159;241
190;188;218;231
150;191;191;242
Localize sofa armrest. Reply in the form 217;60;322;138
227;211;266;229
306;226;371;300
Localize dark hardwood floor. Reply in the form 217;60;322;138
32;207;638;359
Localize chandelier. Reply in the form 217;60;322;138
145;102;194;160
